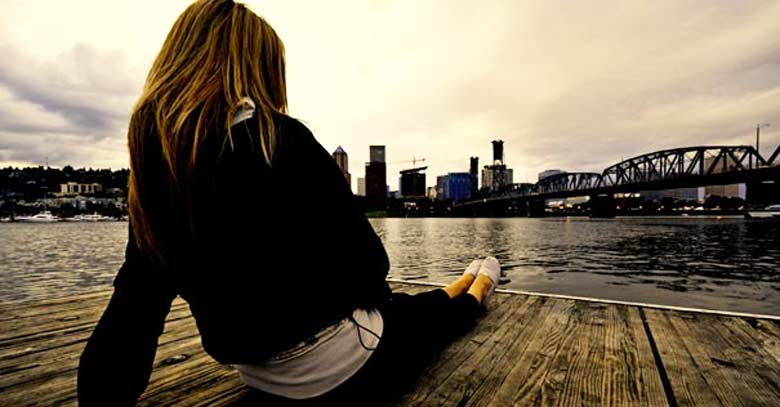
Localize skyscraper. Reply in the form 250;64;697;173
444;172;474;203
365;145;387;204
331;146;350;188
357;177;366;196
399;167;427;197
481;140;513;192
369;146;385;163
469;156;479;193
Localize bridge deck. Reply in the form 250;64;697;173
1;282;779;406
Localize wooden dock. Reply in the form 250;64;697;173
1;281;779;406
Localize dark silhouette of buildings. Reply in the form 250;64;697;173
331;146;350;189
365;145;387;205
400;167;427;197
481;140;513;192
469;156;479;193
444;172;474;203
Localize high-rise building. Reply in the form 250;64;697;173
365;145;387;204
481;140;513;192
444;172;474;203
357;177;366;196
331;146;350;188
469;157;479;193
482;165;513;192
369;146;385;163
435;175;448;201
399;167;426;197
492;140;504;164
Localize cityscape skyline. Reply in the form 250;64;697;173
1;1;780;194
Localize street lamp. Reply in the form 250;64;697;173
756;123;770;156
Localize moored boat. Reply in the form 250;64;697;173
746;204;780;219
17;210;59;223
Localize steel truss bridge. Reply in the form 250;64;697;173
458;144;780;206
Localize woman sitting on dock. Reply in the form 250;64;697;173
77;0;501;405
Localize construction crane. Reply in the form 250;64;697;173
387;157;426;168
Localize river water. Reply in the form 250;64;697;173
1;217;778;314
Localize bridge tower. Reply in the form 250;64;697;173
526;199;546;217
589;194;617;218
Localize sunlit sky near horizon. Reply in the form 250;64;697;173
1;0;779;191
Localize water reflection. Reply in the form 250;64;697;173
1;218;778;314
373;217;780;315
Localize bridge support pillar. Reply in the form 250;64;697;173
589;194;616;218
746;179;780;206
527;199;546;218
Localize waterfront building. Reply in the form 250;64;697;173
705;184;745;199
435;175;448;201
426;186;437;200
482;166;513;192
357;177;365;196
365;145;387;203
746;180;780;205
538;169;565;182
59;182;103;196
701;155;744;199
640;188;701;202
399;167;426;197
331;146;350;188
444;172;474;203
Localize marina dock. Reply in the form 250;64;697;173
1;281;779;406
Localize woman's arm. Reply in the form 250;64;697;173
77;224;176;406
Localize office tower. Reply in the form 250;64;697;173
482;140;513;192
331;146;350;188
469;157;479;192
492;140;504;164
365;145;387;203
400;167;427;197
369;145;386;163
444;172;474;203
357;177;366;196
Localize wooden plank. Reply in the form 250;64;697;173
1;283;779;406
535;301;606;406
463;296;561;407
390;293;523;406
486;298;577;406
418;296;541;406
666;312;780;406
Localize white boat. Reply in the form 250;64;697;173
67;213;113;222
746;204;780;219
17;210;59;223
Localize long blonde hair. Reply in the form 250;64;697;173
127;0;287;264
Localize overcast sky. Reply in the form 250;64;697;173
1;0;779;191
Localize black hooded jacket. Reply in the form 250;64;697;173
77;112;391;405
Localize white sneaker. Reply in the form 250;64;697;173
477;256;501;302
463;258;483;278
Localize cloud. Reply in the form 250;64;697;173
0;43;141;168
